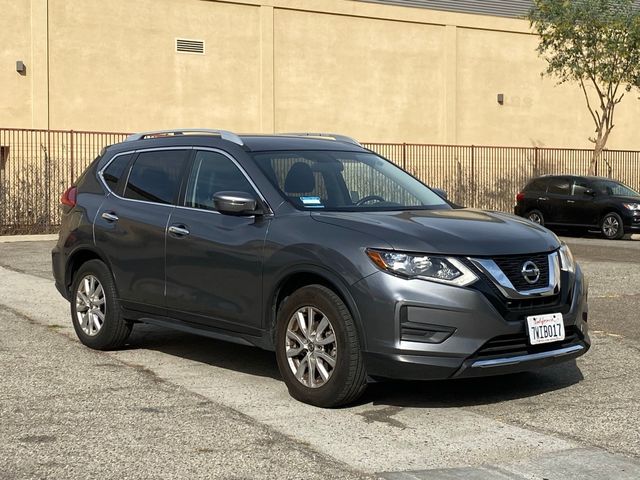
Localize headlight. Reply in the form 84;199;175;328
366;249;478;287
623;203;640;211
558;243;575;273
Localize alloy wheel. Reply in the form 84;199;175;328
603;216;619;238
75;275;106;336
285;306;337;388
528;212;542;224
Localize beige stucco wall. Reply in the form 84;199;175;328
273;9;446;143
47;0;262;133
0;0;639;149
0;0;35;128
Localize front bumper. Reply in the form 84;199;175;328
352;264;589;381
622;210;640;231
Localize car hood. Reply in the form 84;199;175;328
311;209;560;256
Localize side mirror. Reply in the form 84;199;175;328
213;191;261;215
585;189;597;197
433;188;448;200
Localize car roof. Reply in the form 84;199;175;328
239;135;366;152
534;174;616;182
105;132;368;155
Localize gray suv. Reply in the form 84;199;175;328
52;129;590;407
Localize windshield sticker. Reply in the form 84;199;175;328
300;196;322;205
300;196;323;207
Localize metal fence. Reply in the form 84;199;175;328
366;143;640;211
1;128;639;234
0;128;128;234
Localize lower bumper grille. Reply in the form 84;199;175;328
474;326;581;360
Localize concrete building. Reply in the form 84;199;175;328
2;0;639;148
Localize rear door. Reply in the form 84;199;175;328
94;148;191;314
544;176;572;224
164;148;270;332
521;177;548;215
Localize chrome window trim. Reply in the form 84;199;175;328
184;147;273;215
468;252;560;300
471;344;584;369
97;147;192;209
97;146;272;215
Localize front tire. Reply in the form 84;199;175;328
601;212;624;240
70;259;131;350
275;285;367;408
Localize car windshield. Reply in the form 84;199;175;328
593;180;640;198
252;150;450;211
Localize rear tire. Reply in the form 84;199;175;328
601;212;624;240
526;209;545;226
70;259;131;350
275;285;367;408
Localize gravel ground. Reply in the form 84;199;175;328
1;236;639;479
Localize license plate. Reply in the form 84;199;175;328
526;313;565;345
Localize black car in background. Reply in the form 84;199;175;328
515;175;640;239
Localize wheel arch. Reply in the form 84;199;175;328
65;247;113;295
267;266;366;351
600;208;624;222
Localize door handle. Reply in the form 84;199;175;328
101;212;119;222
567;200;575;204
168;225;190;237
538;197;549;201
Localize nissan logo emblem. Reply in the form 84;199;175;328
521;261;541;284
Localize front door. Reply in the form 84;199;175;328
164;149;270;333
565;179;597;226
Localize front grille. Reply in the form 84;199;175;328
474;326;581;360
504;294;563;312
492;253;550;291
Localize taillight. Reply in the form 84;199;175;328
516;192;525;202
60;186;77;207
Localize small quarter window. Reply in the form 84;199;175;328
184;150;255;211
124;150;190;204
103;153;133;194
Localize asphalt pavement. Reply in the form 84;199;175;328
1;236;639;479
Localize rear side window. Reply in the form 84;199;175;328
124;150;190;204
525;178;549;192
547;177;571;195
102;153;133;195
184;150;255;211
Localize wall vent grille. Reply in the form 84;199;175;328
176;38;205;55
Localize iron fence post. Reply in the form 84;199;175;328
402;143;407;170
70;130;75;184
471;145;476;208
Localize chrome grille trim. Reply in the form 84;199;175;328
468;252;560;300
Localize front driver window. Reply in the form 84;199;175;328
184;150;255;211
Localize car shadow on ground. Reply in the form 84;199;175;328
125;323;283;381
362;361;584;408
124;323;584;408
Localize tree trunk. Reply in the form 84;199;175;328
589;132;609;176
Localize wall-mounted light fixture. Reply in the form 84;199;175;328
497;93;504;105
16;61;26;75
